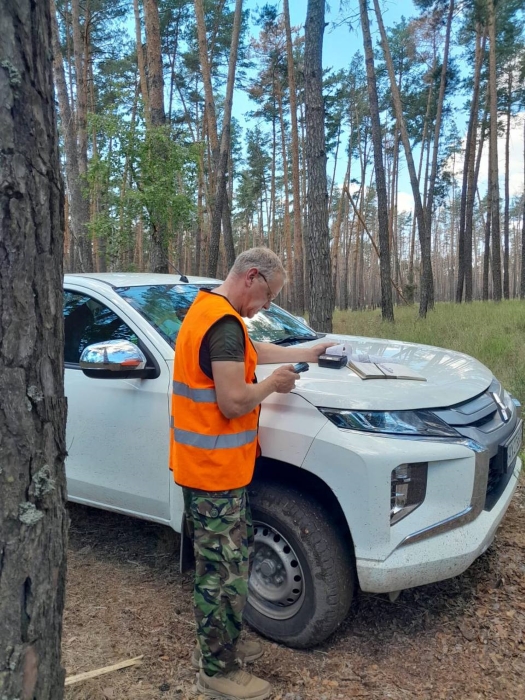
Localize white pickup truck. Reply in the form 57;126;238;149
64;272;522;648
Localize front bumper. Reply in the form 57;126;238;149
356;457;520;593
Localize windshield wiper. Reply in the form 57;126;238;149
271;334;318;345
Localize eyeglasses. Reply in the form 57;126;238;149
257;271;277;302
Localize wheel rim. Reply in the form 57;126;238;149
248;519;305;620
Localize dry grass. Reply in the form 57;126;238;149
333;300;525;406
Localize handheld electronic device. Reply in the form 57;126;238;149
318;353;347;369
293;362;309;373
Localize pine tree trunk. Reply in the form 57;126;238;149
144;0;168;273
458;26;486;303
284;0;305;313
133;0;150;125
208;0;242;275
360;0;394;321
503;69;512;299
521;116;525;298
277;83;294;309
0;1;68;697
483;183;492;301
488;0;502;301
50;0;88;274
304;0;333;331
144;0;164;128
70;0;93;271
372;0;433;317
331;160;350;301
195;0;219;174
425;0;454;298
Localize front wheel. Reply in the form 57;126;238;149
245;481;355;648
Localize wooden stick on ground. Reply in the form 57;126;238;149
65;656;144;686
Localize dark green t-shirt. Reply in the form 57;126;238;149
199;315;245;379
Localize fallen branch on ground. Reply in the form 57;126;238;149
65;655;144;686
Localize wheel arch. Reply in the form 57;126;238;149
252;456;356;565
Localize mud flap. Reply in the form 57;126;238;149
179;512;195;573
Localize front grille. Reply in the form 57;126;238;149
432;379;519;511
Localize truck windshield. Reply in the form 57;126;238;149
115;284;317;347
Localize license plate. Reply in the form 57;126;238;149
505;420;522;470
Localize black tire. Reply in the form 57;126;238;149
245;480;355;648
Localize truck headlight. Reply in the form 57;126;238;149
391;462;428;524
318;408;460;438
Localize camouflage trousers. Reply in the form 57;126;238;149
182;486;253;676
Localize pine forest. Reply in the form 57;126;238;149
52;0;525;327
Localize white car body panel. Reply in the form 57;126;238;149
63;273;521;596
357;460;520;592
255;340;494;411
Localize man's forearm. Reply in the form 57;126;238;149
228;375;279;417
255;342;312;364
255;340;338;364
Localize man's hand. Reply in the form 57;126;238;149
212;360;297;419
303;342;338;363
270;365;298;393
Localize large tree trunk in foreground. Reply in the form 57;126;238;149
304;0;333;332
0;1;68;698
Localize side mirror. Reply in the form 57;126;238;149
80;340;152;379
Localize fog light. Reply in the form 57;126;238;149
390;462;428;525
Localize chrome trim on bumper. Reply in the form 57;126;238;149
398;448;490;547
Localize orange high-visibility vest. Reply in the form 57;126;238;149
170;289;260;491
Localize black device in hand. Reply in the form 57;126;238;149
293;362;309;373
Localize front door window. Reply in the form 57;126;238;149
64;292;138;364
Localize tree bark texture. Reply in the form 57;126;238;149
457;25;485;303
521;115;525;299
69;0;92;272
133;0;150;126
0;1;68;698
488;0;502;301
284;0;305;314
144;0;165;128
143;0;168;273
304;0;333;332
359;0;394;322
503;69;512;299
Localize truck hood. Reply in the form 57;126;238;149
256;334;494;411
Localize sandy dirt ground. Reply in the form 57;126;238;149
62;479;525;700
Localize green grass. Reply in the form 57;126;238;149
333;300;525;406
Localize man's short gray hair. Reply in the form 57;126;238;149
231;247;286;282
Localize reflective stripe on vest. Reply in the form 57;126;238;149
173;428;257;450
172;380;217;403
